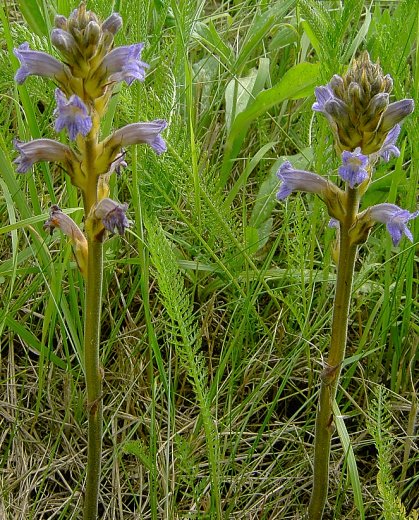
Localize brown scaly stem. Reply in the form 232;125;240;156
83;236;104;520
308;186;360;520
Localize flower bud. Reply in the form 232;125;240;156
54;15;68;30
312;51;414;155
102;13;123;35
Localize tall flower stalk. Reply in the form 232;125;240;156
276;52;416;519
13;4;167;519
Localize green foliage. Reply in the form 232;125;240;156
367;386;418;520
0;0;417;518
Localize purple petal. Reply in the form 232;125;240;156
276;161;329;200
368;203;418;246
54;89;92;141
312;85;335;113
14;138;70;173
110;119;168;154
94;198;131;235
103;43;149;85
13;42;67;84
378;124;401;162
338;147;369;188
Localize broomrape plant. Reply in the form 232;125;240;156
13;4;167;519
276;52;417;519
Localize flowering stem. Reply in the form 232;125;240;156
308;187;360;520
83;236;104;520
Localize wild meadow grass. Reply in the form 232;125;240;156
0;0;418;519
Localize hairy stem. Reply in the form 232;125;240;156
83;237;104;520
308;187;360;519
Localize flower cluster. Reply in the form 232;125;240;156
13;3;167;270
276;52;417;247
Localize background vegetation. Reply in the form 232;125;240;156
0;0;417;518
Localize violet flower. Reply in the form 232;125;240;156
367;203;418;246
93;198;131;235
14;43;68;84
276;161;329;200
108;119;168;155
338;148;369;188
14;138;71;173
377;124;401;162
54;89;93;141
103;43;149;85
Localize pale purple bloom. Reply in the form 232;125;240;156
109;119;167;154
276;161;329;200
312;85;335;113
368;203;418;246
14;138;70;173
381;99;415;133
94;198;131;235
14;43;67;84
378;124;400;162
102;13;123;34
54;89;92;141
338;148;369;188
103;43;149;85
312;83;348;125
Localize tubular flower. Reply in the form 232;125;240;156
312;51;414;155
14;138;72;173
363;203;418;246
103;119;168;164
102;44;149;85
93;198;131;235
14;42;69;85
338;148;369;188
54;89;93;141
44;205;88;276
377;124;400;162
276;161;330;200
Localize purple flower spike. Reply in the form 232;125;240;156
14;138;70;173
94;198;131;235
110;119;167;154
338;148;369;188
103;43;149;85
54;89;92;141
276;161;329;200
14;42;67;84
369;203;418;246
378;124;400;162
